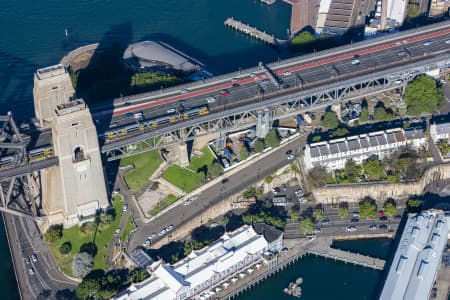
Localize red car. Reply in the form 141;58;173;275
378;210;385;217
220;89;230;96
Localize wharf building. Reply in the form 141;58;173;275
113;224;283;300
123;41;201;74
379;210;449;300
303;128;427;171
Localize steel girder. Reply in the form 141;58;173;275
102;54;450;160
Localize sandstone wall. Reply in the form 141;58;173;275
312;163;450;204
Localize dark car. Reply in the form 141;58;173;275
232;83;240;88
379;216;388;221
379;224;388;230
285;149;293;155
351;217;359;223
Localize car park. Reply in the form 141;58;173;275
346;226;357;232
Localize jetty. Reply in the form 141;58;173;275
306;237;386;270
224;17;287;46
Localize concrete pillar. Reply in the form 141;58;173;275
264;108;271;132
256;111;264;138
178;142;189;167
216;135;226;150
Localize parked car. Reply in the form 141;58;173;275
346;226;357;232
250;73;257;78
321;218;330;225
220;89;230;96
298;197;307;204
281;184;287;191
378;211;385;217
379;216;388;221
283;71;292;76
206;96;216;103
115;228;121;234
295;189;304;197
286;149;293;155
28;268;35;276
313;227;321;234
123;204;128;212
166;224;174;232
180;88;189;94
351;217;359;223
24;257;30;265
379;224;388;230
148;233;157;240
143;240;150;247
272;187;281;194
369;224;378;231
231;78;238;83
183;199;192;206
158;229;166;236
166;108;176;113
287;154;295;160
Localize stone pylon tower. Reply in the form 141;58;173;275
34;65;109;227
33;64;75;128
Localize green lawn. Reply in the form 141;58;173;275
48;195;123;276
119;215;136;243
148;194;178;216
120;150;163;191
162;147;214;192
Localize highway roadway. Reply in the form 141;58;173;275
126;133;308;250
94;21;450;142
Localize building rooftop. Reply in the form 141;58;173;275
253;223;283;244
123;41;200;73
379;210;449;300
432;122;450;136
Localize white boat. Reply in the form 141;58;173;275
231;277;238;283
239;273;246;278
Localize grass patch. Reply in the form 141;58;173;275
148;194;178;216
120;150;163;191
119;215;136;243
162;147;215;192
48;195;123;276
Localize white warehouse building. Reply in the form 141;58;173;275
379;210;449;300
114;224;283;300
304;128;411;171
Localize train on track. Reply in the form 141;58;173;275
100;105;209;141
0;146;54;169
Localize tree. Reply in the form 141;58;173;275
358;200;377;219
334;127;349;137
72;252;93;278
59;242;72;255
404;75;445;115
265;129;281;148
44;224;63;243
290;160;301;178
359;107;369;123
80;242;98;257
384;202;397;218
298;217;315;235
289;210;299;221
321;111;340;129
407;198;422;212
264;175;274;184
239;146;250;161
338;207;349;220
254;139;265;153
344;159;360;182
243;186;262;200
363;157;385;180
129;268;149;283
76;278;100;299
374;107;394;121
437;139;450;157
313;208;323;221
291;31;316;47
208;161;223;178
308;166;328;187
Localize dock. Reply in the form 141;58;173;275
224;17;286;46
306;237;385;270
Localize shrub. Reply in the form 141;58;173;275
45;224;63;243
59;242;72;255
72;252;93;278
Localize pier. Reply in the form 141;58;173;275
224;17;286;46
306;237;385;270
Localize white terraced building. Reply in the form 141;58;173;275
304;128;411;171
114;225;282;300
430;121;450;142
379;210;449;300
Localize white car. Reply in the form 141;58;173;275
346;226;357;232
167;108;176;114
298;197;307;204
423;41;432;46
143;240;150;247
148;233;157;240
283;71;292;76
123;204;128;212
166;224;174;231
231;78;238;83
294;189;304;197
446;40;450;44
158;229;166;236
28;268;35;276
287;154;295;160
115;228;121;234
250;73;256;78
183;199;192;206
206;96;216;103
351;58;360;65
180;88;189;94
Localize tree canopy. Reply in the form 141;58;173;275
358;200;377;219
243;186;263;200
344;159;361;182
374;106;394;121
298;217;315;235
308;166;328;187
359;107;369;123
44;224;63;243
404;75;445;116
363;157;385;180
265;129;281;148
384;202;397;218
313;208;323;221
338;207;349;220
254;139;265;153
321;111;340;129
208;161;223;178
72;252;93;278
291;31;316;46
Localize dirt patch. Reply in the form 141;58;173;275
70;50;96;72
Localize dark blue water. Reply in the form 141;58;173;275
0;0;291;119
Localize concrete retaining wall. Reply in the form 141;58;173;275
312;163;450;204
